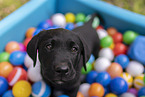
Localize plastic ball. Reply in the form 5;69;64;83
7;67;27;86
46;19;53;26
104;87;110;96
113;43;127;56
144;74;145;84
12;80;31;97
109;42;115;50
5;41;20;53
26;27;36;38
77;92;84;97
0;62;13;78
107;62;123;78
86;71;98;84
138;87;145;97
123;30;138;45
88;54;95;64
0;76;8;95
115;54;129;69
88;83;104;97
76;22;84;27
120;72;133;88
9;51;26;66
32;81;51;97
128;88;138;96
19;43;26;52
24;54;33;68
105;93;117;97
126;61;144;77
112;32;123;44
96;25;104;30
38;21;51;29
65;23;74;30
79;83;90;97
134;74;144;90
109;77;128;95
95;72;111;86
51;13;66;27
99;48;114;61
107;27;117;36
91;16;100;28
58;95;69;97
120;93;136;97
96;29;108;39
2;90;14;97
75;13;86;23
65;12;75;23
27;61;42;82
33;28;43;36
81;62;92;74
94;57;111;72
101;36;113;48
0;52;10;62
23;38;31;47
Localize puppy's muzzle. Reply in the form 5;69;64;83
54;63;70;75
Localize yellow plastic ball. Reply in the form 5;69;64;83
12;80;31;97
105;93;117;97
65;13;75;23
120;72;133;88
134;74;144;90
109;42;115;50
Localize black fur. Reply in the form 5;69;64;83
27;14;100;97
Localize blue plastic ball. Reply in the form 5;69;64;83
109;77;128;95
0;76;8;95
9;51;26;66
115;54;129;69
76;22;84;27
38;21;51;29
58;95;69;97
65;23;74;30
86;71;98;84
104;86;110;96
2;90;13;97
48;25;60;30
32;81;51;97
95;72;111;86
138;87;145;97
88;54;95;64
33;28;43;36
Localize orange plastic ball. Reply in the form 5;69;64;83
26;27;36;38
77;92;84;97
24;38;32;48
107;27;117;36
0;62;13;78
107;62;123;78
88;83;105;97
5;41;20;53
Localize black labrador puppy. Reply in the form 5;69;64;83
27;14;100;97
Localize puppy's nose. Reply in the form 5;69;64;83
54;64;69;74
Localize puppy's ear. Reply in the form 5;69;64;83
27;35;39;67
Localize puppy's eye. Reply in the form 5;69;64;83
71;47;78;52
46;44;52;50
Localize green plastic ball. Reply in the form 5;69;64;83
101;36;113;48
75;13;86;23
81;62;92;74
123;30;138;45
0;52;10;62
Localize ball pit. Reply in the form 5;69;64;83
0;12;145;97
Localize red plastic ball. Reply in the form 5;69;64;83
23;38;31;48
96;25;104;30
113;43;127;56
112;32;123;44
7;67;27;86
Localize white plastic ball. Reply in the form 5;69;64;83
126;61;144;77
51;13;66;27
94;57;111;72
120;92;136;97
24;54;33;68
27;61;42;82
79;83;90;97
96;29;108;39
99;48;114;61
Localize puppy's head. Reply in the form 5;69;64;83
27;28;88;85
